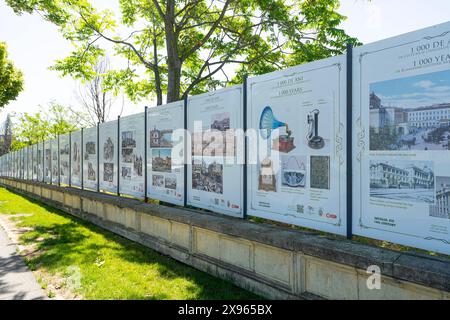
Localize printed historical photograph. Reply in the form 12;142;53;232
152;174;164;188
192;158;223;194
122;131;136;148
281;155;307;188
150;127;173;148
103;137;114;161
152;149;172;173
60;160;69;176
60;143;70;155
258;157;277;192
211;112;230;131
370;160;435;204
87;162;96;181
86;141;96;155
133;155;143;176
103;163;114;182
310;156;330;190
121;166;132;180
429;176;450;219
122;148;133;163
165;175;177;190
369;70;450;151
192;130;235;157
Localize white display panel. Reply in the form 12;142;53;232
119;113;145;198
353;22;450;254
71;131;82;187
147;101;185;206
247;55;347;235
99;120;118;193
44;140;51;183
32;144;37;180
83;127;98;190
51;139;59;184
59;134;70;185
25;146;30;180
187;86;244;217
37;142;43;181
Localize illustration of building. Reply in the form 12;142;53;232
407;103;450;128
370;162;434;189
430;182;450;219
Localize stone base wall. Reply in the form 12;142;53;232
1;178;449;300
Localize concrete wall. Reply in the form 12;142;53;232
1;178;449;300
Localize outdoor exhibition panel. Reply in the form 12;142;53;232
247;55;347;235
99;120;118;193
44;140;51;183
352;22;450;254
37;142;43;181
147;101;185;206
59;134;70;185
119;113;145;198
32;144;37;180
70;130;82;187
83;126;98;190
187;86;244;217
51;138;59;184
20;149;24;179
26;146;31;180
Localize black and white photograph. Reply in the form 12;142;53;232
150;128;173;148
103;163;114;182
152;174;164;188
370;160;435;204
192;158;223;194
152;149;172;173
310;156;330;190
281;155;307;188
103;137;114;161
370;70;450;151
86;141;96;155
134;155;143;176
429;176;450;219
122;148;133;163
210;112;230;131
121;166;132;180
122;131;136;148
60;143;70;155
165;175;177;190
88;162;96;181
61;160;69;176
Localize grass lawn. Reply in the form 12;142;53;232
0;187;260;300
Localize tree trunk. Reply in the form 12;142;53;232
164;0;182;103
153;36;163;106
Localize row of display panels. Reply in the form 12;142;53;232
1;21;450;255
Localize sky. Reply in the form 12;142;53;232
1;0;450;124
371;69;450;109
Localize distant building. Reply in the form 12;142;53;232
407;103;450;128
369;92;409;134
430;182;450;219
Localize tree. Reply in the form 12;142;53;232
76;57;114;126
0;114;14;155
11;102;82;150
6;0;358;105
0;42;24;108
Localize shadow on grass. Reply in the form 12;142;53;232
11;192;260;300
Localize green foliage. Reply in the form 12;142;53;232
11;102;80;150
6;0;359;103
0;187;260;299
0;42;24;108
369;126;400;151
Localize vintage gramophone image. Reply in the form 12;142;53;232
259;106;296;153
306;109;325;150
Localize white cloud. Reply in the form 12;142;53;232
414;80;434;89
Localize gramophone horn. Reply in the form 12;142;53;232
259;106;286;139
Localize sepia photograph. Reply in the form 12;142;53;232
133;155;143;176
370;160;435;204
152;149;172;173
370;70;450;151
87;162;96;181
122;148;133;163
192;158;223;194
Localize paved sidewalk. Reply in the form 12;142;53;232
0;224;46;300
